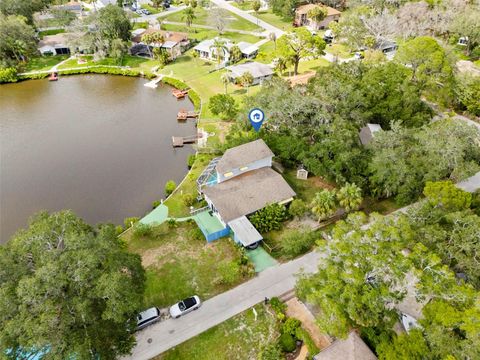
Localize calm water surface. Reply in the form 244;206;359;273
0;75;196;243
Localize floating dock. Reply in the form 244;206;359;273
172;89;189;99
172;134;201;147
177;109;199;120
144;76;164;89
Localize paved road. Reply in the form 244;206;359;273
210;0;284;38
160;20;262;36
123;251;322;360
131;5;186;23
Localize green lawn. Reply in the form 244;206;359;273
159;6;261;32
38;28;65;38
296;58;331;74
125;221;253;308
57;55;151;70
142;4;163;14
164;153;216;218
23;55;69;72
161;23;262;43
157;304;279;360
256;9;293;31
326;43;352;59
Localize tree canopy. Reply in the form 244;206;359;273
0;211;145;359
0;14;38;67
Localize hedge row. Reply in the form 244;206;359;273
17;66;156;82
188;89;201;110
161;76;189;90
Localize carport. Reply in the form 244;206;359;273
228;216;263;248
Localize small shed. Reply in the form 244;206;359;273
297;168;308;180
228;216;263;247
359;123;382;146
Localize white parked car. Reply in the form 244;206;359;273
136;307;161;331
169;296;201;318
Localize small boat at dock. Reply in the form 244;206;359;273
48;72;58;81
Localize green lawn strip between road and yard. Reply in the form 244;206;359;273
156;303;279;360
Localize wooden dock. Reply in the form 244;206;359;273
172;134;201;147
177;109;199;120
172;89;189;99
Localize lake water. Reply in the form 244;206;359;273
0;75;196;243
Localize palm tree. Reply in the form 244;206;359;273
240;71;254;94
310;189;338;222
209;38;227;64
337;183;363;212
221;73;230;94
269;32;277;51
182;6;196;28
142;32;165;59
274;56;287;75
229;44;243;64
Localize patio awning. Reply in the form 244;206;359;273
228;216;263;247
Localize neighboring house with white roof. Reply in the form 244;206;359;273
226;61;274;85
195;140;296;246
193;38;258;63
359;123;382;145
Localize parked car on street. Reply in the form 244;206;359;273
136;307;161;331
169;296;201;318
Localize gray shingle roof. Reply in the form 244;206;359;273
226;62;274;79
202;167;296;223
313;331;377;360
216;139;274;174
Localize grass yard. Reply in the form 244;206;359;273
133;21;149;29
125;221;254;308
142;4;163;14
326;43;352;59
164;153;216;218
161;23;261;43
22;55;69;72
284;170;336;202
57;55;151;70
157;304;279;360
38;28;65;38
256;9;293;31
159;6;261;32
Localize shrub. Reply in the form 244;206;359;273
124;217;140;228
279;333;296;352
165;180;177;196
115;225;124;235
152;200;161;209
183;193;196;207
188;89;201;110
208;93;238;120
249;203;287;233
259;343;283;360
218;261;240;285
133;223;152;238
270;297;287;317
282;317;301;337
280;229;316;259
187;154;196;168
162;76;189;90
166;218;178;228
295;327;319;358
288;199;307;218
0;67;18;83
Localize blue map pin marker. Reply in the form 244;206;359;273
249;108;265;132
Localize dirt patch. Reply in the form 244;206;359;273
287;72;316;86
285;297;332;350
308;176;336;190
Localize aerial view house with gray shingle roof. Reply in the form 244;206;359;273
195;139;295;247
226;62;274;85
313;331;377;360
